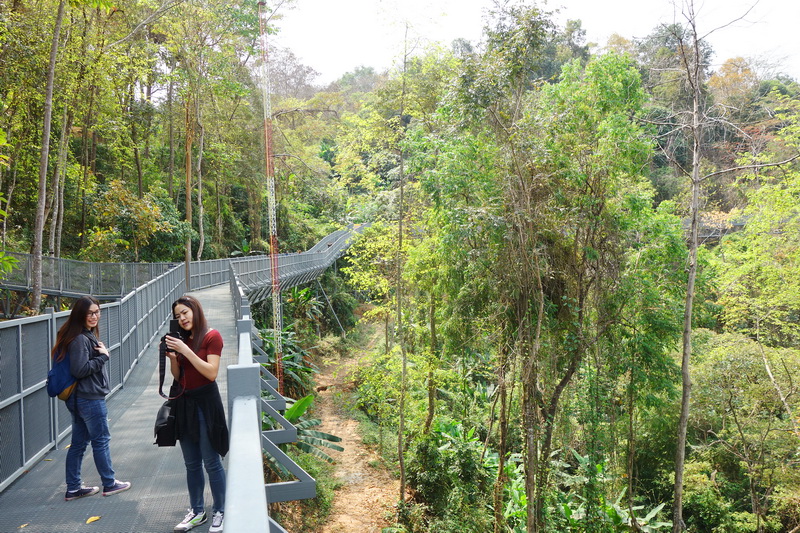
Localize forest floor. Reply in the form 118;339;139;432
313;326;400;532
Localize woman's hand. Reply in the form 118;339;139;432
164;335;189;357
94;341;110;357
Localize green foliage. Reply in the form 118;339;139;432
0;123;8;168
285;286;324;336
714;159;800;346
69;0;114;10
139;187;192;262
0;193;18;276
550;450;672;532
80;180;185;262
271;448;340;531
352;346;402;446
681;461;735;532
404;420;493;531
687;331;800;530
260;327;319;399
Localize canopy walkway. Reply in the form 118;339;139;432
0;223;366;305
0;224;366;533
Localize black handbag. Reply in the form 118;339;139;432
154;400;177;446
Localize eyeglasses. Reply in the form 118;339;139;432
88;310;101;317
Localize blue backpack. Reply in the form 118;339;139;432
46;350;77;401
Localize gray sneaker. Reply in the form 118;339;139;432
174;509;207;532
65;486;99;501
102;480;131;496
209;511;224;533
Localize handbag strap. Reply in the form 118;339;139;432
158;337;185;400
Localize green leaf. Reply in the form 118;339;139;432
284;394;314;422
298;430;343;446
643;502;665;522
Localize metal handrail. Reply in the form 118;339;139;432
226;268;316;532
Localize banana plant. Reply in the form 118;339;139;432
263;394;344;477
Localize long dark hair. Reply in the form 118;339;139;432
171;294;208;352
52;296;101;362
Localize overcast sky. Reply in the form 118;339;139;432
270;0;800;85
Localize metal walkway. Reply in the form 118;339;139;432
0;225;368;532
0;284;236;533
0;224;367;304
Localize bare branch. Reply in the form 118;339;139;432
273;152;323;176
261;0;290;25
697;0;760;43
107;0;186;49
700;153;800;182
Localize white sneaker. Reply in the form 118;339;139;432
209;511;224;533
174;509;207;531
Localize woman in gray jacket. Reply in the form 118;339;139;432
54;295;131;501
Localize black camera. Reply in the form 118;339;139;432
161;319;184;353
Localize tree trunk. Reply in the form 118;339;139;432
3;162;18;249
144;81;153;159
79;87;95;250
184;96;193;292
54;158;65;258
424;298;437;433
534;353;582;531
384;311;389;354
48;108;72;257
32;0;66;313
673;12;703;530
216;177;223;247
168;74;175;197
195;101;205;260
522;260;546;533
132;125;143;198
129;82;143;197
627;358;640;528
493;344;510;533
396;136;406;505
396;34;409;505
523;378;540;533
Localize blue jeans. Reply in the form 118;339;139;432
65;397;116;490
180;407;226;514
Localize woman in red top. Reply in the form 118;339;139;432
164;295;228;533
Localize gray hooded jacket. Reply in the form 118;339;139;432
68;330;110;400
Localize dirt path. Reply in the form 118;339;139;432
314;349;400;533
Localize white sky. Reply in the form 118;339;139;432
271;0;800;85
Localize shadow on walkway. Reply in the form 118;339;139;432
0;284;237;533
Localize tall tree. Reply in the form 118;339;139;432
664;3;799;529
31;0;67;312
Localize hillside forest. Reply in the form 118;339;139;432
3;0;800;531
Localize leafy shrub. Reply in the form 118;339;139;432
771;486;800;531
405;420;493;529
260;327;319;398
271;449;339;531
548;450;672;532
682;461;733;532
